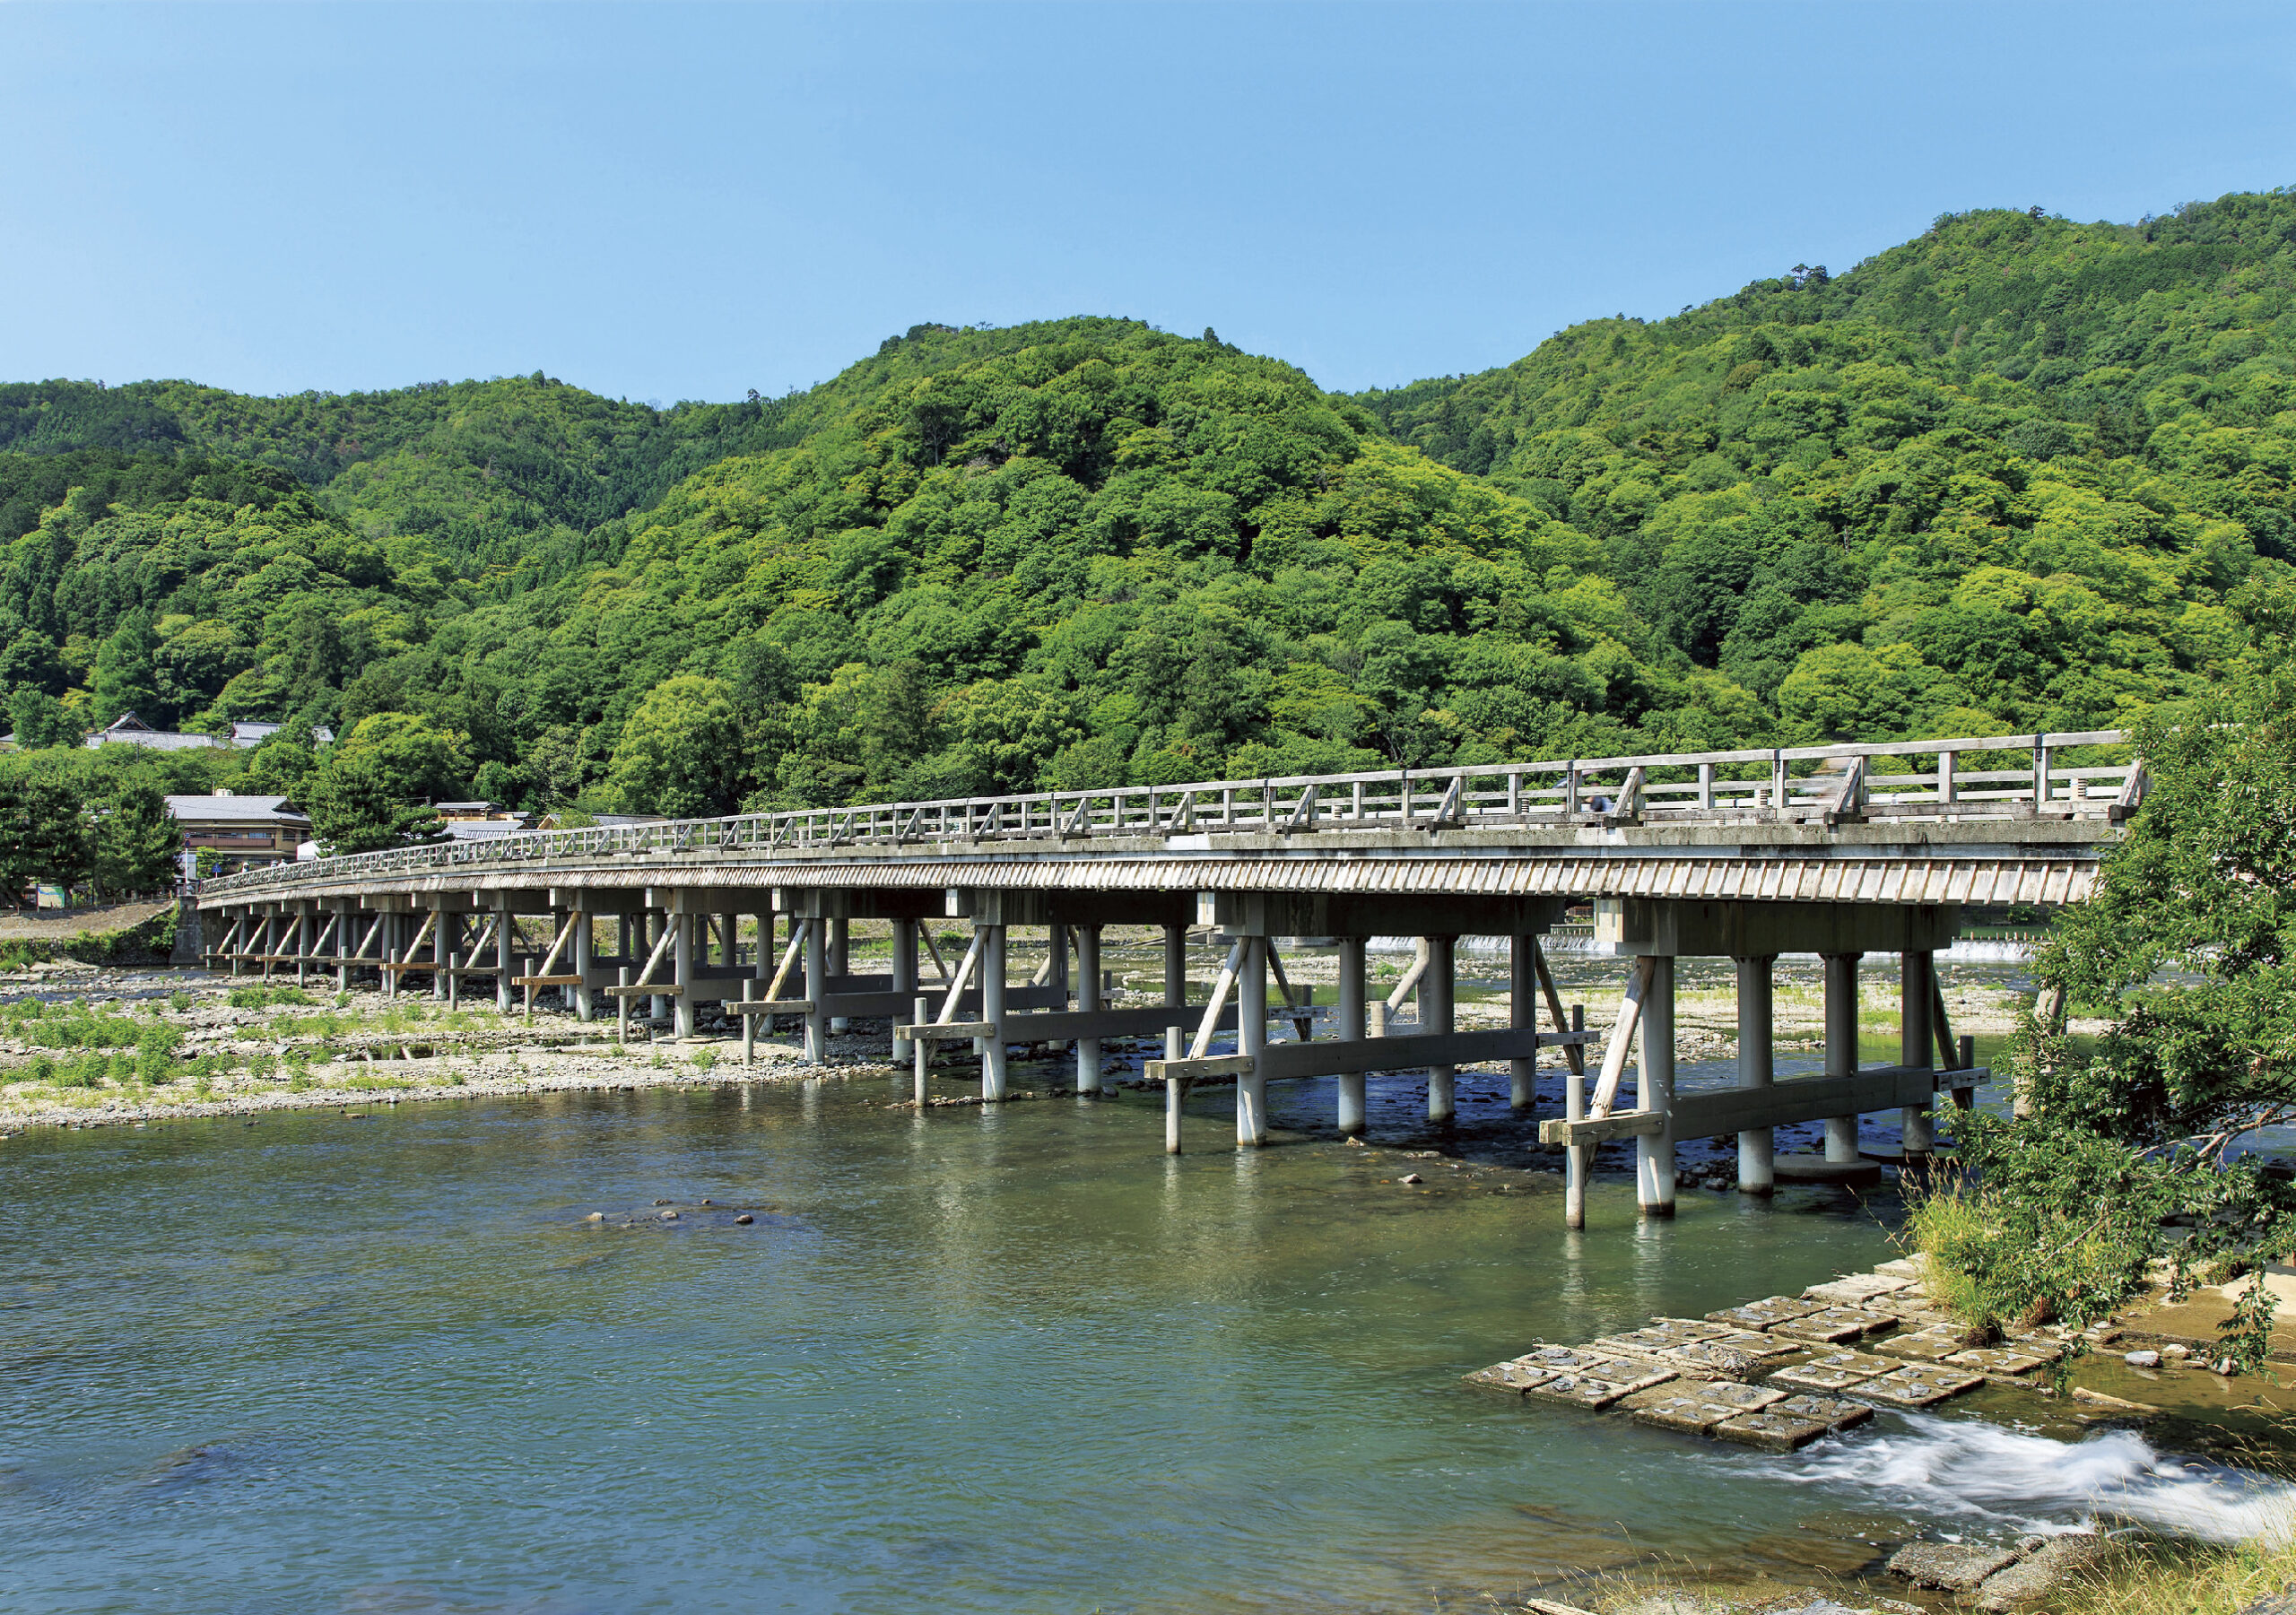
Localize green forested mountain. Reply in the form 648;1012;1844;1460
4;195;2295;832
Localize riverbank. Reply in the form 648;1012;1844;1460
0;960;906;1132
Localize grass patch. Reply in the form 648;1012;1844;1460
226;985;316;1010
2058;1534;2296;1615
337;1074;413;1091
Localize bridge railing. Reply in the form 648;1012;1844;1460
200;730;2135;900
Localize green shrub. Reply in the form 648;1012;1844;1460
225;984;314;1010
169;991;192;1012
1906;1159;2163;1341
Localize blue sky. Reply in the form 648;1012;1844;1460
5;2;2293;404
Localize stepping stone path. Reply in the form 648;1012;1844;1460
1464;1254;2050;1455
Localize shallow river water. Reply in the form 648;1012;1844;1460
2;959;2278;1612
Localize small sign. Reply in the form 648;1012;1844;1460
36;881;66;910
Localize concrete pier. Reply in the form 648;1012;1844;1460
1423;934;1456;1124
1736;954;1775;1195
1823;953;1861;1162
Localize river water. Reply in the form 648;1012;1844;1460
3;957;2280;1612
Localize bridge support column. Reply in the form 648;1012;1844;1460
335;907;352;994
1164;1025;1186;1153
1824;953;1862;1161
828;916;850;1033
1509;934;1536;1112
1424;935;1457;1124
1162;924;1187;1013
492;904;515;1013
1735;954;1775;1194
648;910;669;1027
1637;956;1676;1219
572;911;596;1021
432;909;452;1001
294;911;310;987
1900;950;1935;1159
672;913;695;1039
1074;925;1102;1093
891;918;918;1063
802;917;826;1063
978;923;1007;1100
1336;936;1367;1135
1237;935;1267;1146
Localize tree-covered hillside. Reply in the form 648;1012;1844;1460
1353;195;2296;728
4;194;2294;834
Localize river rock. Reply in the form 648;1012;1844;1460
1887;1540;2020;1593
2235;1590;2296;1614
2161;1343;2192;1359
1970;1531;2112;1610
735;1213;753;1224
1399;1173;1422;1184
2124;1349;2161;1368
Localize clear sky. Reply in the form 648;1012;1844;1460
5;1;2293;404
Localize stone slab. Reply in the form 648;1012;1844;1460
1712;1410;1834;1451
1804;1272;1913;1305
1523;1366;1674;1410
1855;1292;1949;1322
1706;1295;1821;1330
1643;1316;1737;1340
1622;1388;1744;1434
1874;1326;1977;1362
1770;1393;1874;1432
1888;1541;2021;1593
1465;1362;1557;1392
1516;1345;1628;1375
1945;1346;2049;1379
1770;1306;1889;1343
1855;1364;1987;1407
1770;1362;1884;1394
1700;1380;1787;1412
2001;1332;2068;1363
1663;1336;1801;1379
1971;1533;2113;1611
1874;1255;1931;1281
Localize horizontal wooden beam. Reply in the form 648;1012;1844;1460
895;1021;996;1041
725;999;814;1016
1260;1026;1586;1081
1537;1065;1988;1144
511;975;582;987
995;1003;1239;1041
1145;1054;1255;1081
1141;1028;1593;1087
1538;1111;1665;1145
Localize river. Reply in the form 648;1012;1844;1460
1;957;2274;1611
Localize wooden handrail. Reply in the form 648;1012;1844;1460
198;729;2135;899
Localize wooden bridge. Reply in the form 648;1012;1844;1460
193;730;2139;1225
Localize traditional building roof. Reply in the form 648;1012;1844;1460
164;793;311;826
88;714;334;751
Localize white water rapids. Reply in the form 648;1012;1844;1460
1754;1414;2296;1545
